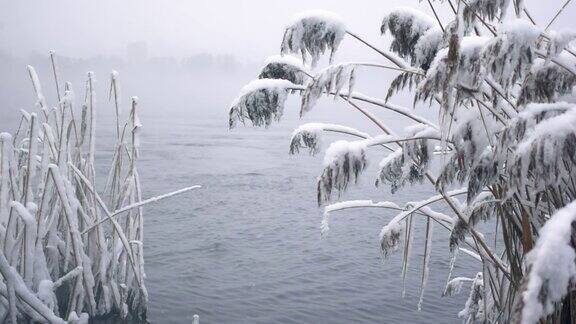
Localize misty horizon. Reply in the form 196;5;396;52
2;0;573;61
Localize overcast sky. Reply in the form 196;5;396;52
0;0;574;61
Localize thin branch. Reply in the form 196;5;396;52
427;0;445;33
545;0;572;31
49;51;61;102
81;185;202;235
321;128;396;152
287;84;438;128
345;62;424;75
345;30;410;68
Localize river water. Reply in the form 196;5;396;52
131;115;475;323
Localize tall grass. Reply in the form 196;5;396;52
0;52;200;322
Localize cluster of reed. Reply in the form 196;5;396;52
229;1;576;322
0;52;199;323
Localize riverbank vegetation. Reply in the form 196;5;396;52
230;1;576;322
0;52;199;322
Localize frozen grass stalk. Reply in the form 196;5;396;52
0;52;200;322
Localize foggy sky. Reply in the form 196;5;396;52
1;0;574;61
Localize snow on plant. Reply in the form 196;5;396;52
413;27;445;70
546;30;576;60
518;55;576;106
450;191;500;250
0;53;200;323
497;101;572;157
281;10;346;67
259;55;309;85
519;201;576;324
381;7;435;60
481;19;541;91
443;276;474;297
300;63;356;115
437;108;499;192
228;79;295;128
458;272;486;322
321;200;401;235
379;220;403;258
229;2;576;322
376;124;440;193
416;36;489;104
317;140;367;204
381;9;439;101
466;191;498;226
376;148;406;193
462;0;514;24
289;123;370;155
507;103;576;195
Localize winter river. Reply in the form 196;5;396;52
135;116;476;323
0;59;477;324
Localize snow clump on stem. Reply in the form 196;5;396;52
281;10;346;67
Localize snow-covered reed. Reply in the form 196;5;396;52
229;1;576;322
0;53;200;322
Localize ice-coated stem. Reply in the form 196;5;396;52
81;185;202;234
49;51;61;102
345;30;409;68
